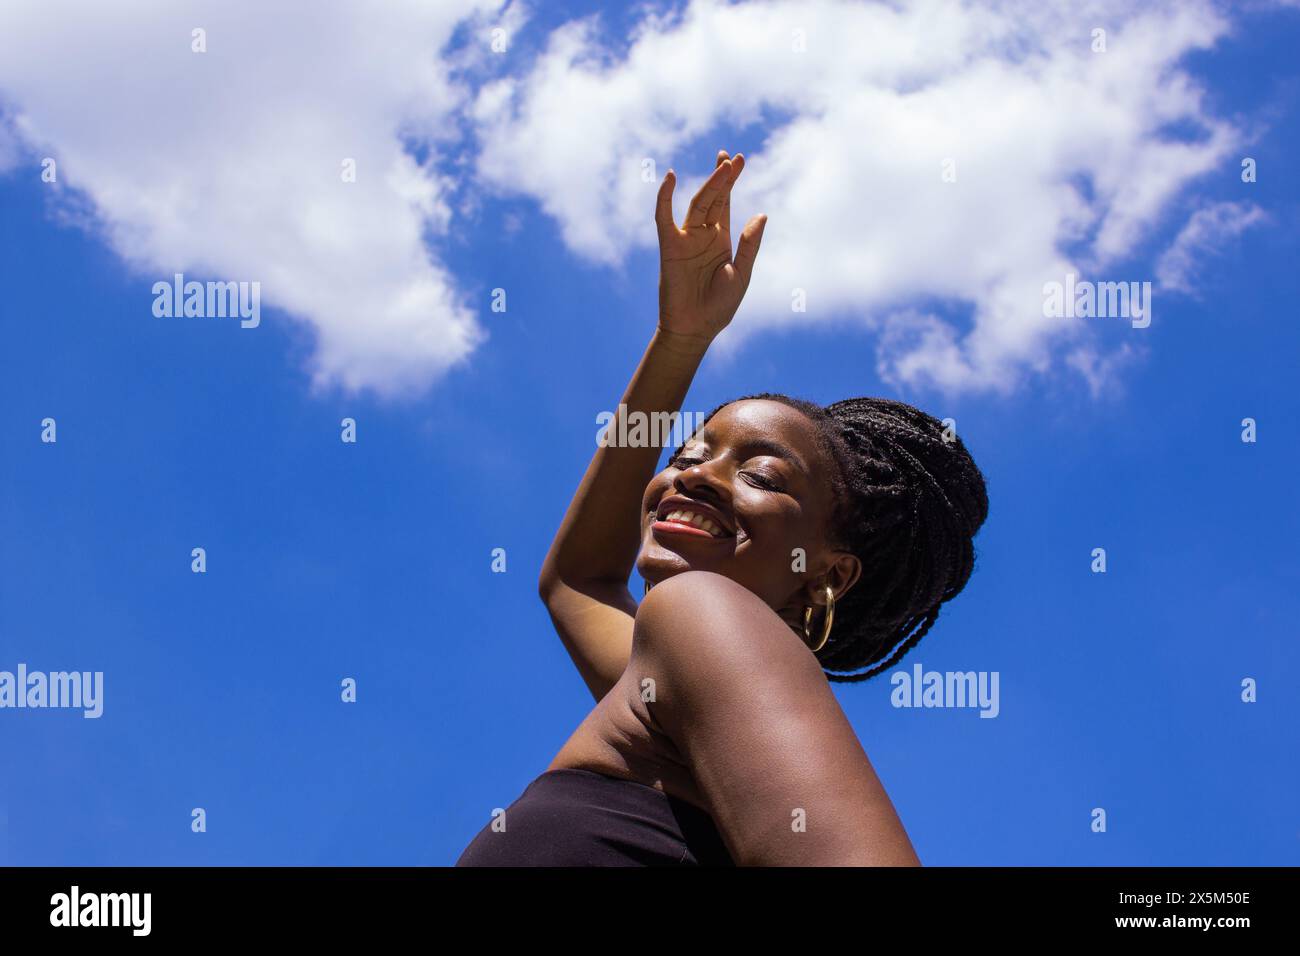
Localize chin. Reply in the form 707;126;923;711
636;545;704;585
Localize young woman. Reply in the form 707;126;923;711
457;150;988;867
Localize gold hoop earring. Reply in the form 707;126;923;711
644;580;653;597
802;584;835;653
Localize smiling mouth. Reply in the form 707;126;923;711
652;506;733;539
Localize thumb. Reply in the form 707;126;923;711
733;214;767;289
655;169;677;240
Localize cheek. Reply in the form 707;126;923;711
641;473;673;514
739;496;808;552
756;497;832;560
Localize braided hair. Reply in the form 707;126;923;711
673;393;988;683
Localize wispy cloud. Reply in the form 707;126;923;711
1156;201;1268;295
0;116;19;174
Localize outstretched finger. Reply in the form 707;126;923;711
706;152;743;234
732;213;767;290
684;158;734;230
655;169;677;240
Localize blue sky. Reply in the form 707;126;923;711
1;0;1298;865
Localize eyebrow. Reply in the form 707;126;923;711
692;429;809;473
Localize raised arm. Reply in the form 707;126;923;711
538;150;768;702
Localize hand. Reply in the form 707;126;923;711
656;149;767;345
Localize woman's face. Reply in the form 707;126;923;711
636;399;859;616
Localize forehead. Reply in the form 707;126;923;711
690;400;826;468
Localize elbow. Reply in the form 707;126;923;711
538;563;561;605
539;565;637;612
536;563;597;607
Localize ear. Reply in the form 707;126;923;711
800;550;861;607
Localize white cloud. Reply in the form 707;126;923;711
0;0;1281;398
472;0;1248;394
1156;201;1268;295
0;0;516;397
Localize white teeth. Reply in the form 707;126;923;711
660;507;726;537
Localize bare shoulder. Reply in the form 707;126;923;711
631;571;920;866
633;570;827;696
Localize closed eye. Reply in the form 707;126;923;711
741;470;784;492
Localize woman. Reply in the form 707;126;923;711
457;150;988;866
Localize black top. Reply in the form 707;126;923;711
456;768;735;867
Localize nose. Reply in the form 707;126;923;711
673;459;732;509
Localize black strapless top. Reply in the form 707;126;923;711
456;768;735;866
